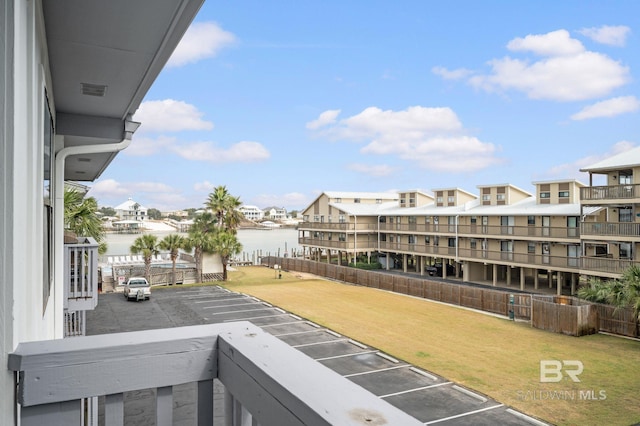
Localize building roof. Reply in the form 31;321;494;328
580;146;640;173
44;0;204;181
115;198;147;211
324;191;399;200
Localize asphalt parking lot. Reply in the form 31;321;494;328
87;285;548;425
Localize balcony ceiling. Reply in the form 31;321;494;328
43;0;204;181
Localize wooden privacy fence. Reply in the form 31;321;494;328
263;257;639;338
115;265;199;286
532;296;598;336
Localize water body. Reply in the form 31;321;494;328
102;227;300;262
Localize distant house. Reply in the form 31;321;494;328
115;198;148;221
238;205;264;221
264;206;287;221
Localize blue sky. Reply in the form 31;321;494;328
88;0;640;212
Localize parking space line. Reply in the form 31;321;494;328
222;313;291;322
192;297;248;304
259;320;305;328
452;384;487;402
348;339;368;349
343;364;409;378
292;338;349;348
201;302;261;309
424;404;504;425
273;329;329;337
205;307;269;315
379;381;452;398
326;330;341;337
316;350;379;361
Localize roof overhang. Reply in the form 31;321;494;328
43;0;204;181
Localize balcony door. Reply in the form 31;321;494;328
542;216;550;237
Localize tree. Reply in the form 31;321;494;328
211;229;242;281
148;208;162;220
64;187;107;254
205;185;243;231
159;234;187;286
130;234;159;282
98;206;116;217
183;229;212;283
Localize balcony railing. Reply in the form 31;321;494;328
377;223;579;239
581;256;636;275
581;184;640;201
64;237;99;311
299;222;377;231
8;322;422;426
581;222;640;238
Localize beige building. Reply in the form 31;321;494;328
299;150;638;296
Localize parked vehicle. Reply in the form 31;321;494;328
426;263;455;277
123;277;151;301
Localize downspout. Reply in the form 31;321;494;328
53;115;140;337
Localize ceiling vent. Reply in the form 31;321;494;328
81;83;107;97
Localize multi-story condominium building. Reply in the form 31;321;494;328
299;175;622;296
114;197;148;221
238;204;265;221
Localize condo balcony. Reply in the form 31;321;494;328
581;183;640;203
581;222;640;239
8;322;422;426
299;222;378;231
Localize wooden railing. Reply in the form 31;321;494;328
581;222;640;238
64;237;99;311
581;184;640;201
299;222;377;231
9;322;422;426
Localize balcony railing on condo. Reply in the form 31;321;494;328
581;256;636;275
581;222;640;238
9;322;422;426
64;237;99;312
581;184;640;201
379;223;579;239
299;237;377;250
299;222;378;231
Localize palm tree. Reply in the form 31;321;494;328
211;229;242;281
64;187;107;254
130;234;159;283
618;265;640;323
183;229;213;283
205;186;243;231
159;234;187;286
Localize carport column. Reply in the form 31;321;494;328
557;271;563;295
442;262;447;279
386;253;390;270
571;273;577;295
420;256;425;276
520;267;525;291
403;254;408;273
506;268;512;286
492;264;497;286
462;261;469;282
548;270;553;289
534;271;539;290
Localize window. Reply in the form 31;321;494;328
376;198;382;204
380;234;387;242
528;242;535;253
527;215;535;225
335;198;342;203
470;239;477;249
496;194;505;201
339;233;346;242
43;92;54;313
434;236;439;246
354;198;361;203
620;243;631;259
379;216;386;223
540;192;550;199
408;235;416;244
619;207;633;223
313;215;320;222
470;216;477;224
424;236;430;244
436;196;443;203
558;191;569;198
338;215;346;223
482;194;491;201
619;171;632;185
448;238;456;247
447;196;455;203
408;216;417;224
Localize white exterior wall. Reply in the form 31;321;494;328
1;1;58;423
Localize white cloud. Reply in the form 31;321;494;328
173;141;270;163
193;181;215;192
88;179;181;204
462;29;630;101
571;96;640;120
309;106;502;173
167;22;236;67
134;100;214;133
126;135;175;156
306;109;341;130
347;163;395;177
578;25;631;47
507;30;585;56
432;66;473;80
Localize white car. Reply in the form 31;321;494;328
123;277;151;301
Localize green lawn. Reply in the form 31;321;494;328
218;266;640;426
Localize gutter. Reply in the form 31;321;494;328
52;115;140;337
